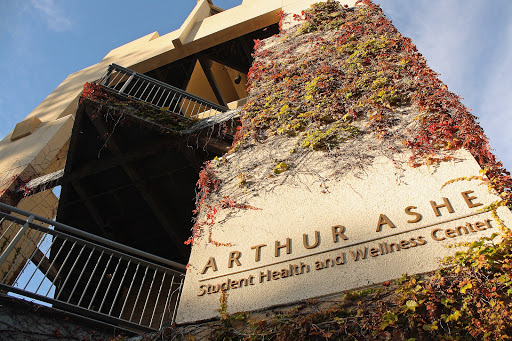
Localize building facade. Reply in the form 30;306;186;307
0;0;511;336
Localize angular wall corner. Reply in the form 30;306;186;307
10;117;43;142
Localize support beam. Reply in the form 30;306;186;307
65;139;180;182
15;169;63;196
206;55;249;74
71;181;111;239
181;59;197;90
86;111;188;255
31;248;59;284
197;55;227;107
63;160;201;208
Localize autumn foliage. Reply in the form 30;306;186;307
202;0;512;339
232;0;511;209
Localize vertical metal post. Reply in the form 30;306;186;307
150;87;161;105
130;266;149;321
133;79;145;98
156;88;167;107
173;96;183;113
98;257;122;312
36;238;68;294
139;267;158;324
159;275;175;330
119;262;140;319
46;241;77;296
183;96;192;116
69;247;96;302
109;259;131;316
108;71;123;89
162;90;171;108
119;73;135;94
168;93;178;113
150;272;166;327
0;219;16;243
145;85;156;102
55;244;86;301
140;81;151;101
1;218;40;283
21;233;57;290
89;253;113;310
171;277;184;324
126;79;141;97
0;216;34;265
78;250;104;306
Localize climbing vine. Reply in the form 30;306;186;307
186;0;512;247
175;0;512;339
188;0;512;243
81;82;196;131
186;161;260;247
203;232;512;340
231;0;510;208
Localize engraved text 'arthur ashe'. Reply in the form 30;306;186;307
200;190;484;275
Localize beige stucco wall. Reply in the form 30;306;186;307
176;149;512;323
0;189;58;286
0;0;289;199
0;0;360;203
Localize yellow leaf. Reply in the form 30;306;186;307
460;282;473;294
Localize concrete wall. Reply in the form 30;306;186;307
0;0;285;209
177;149;512;323
0;294;126;340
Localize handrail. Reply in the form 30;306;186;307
0;202;185;271
0;201;186;332
97;63;228;119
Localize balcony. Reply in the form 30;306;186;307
0;21;283;336
97;63;230;120
1;63;245;334
0;201;185;333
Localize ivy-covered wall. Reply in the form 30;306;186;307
181;1;512;339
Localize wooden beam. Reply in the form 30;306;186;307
181;58;197;89
71;180;112;238
207;55;249;74
15;169;63;195
32;248;59;284
86;111;188;255
65;139;180;182
197;55;227;107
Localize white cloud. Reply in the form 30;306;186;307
392;1;484;90
377;0;512;170
30;0;71;32
478;19;512;168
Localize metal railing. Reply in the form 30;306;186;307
0;202;186;333
97;64;229;119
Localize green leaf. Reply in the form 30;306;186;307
441;297;454;307
406;300;419;311
380;311;398;329
446;310;462;322
422;322;438;331
460;282;473;294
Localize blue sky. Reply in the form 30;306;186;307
0;0;510;171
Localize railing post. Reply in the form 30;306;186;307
119;73;135;94
99;63;229;117
0;204;187;332
0;215;34;265
100;65;114;86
